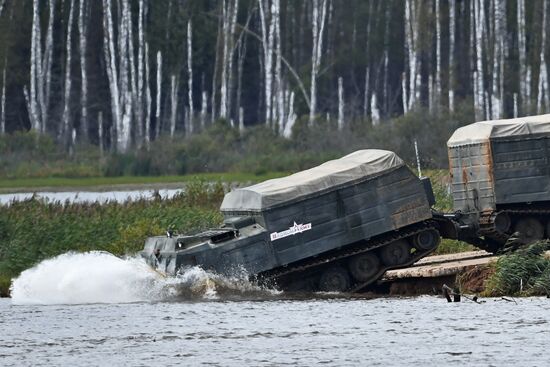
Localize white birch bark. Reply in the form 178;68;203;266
435;0;441;106
29;0;41;132
363;2;373;119
145;42;152;147
0;65;5;135
239;107;244;132
370;93;380;126
518;0;527;112
201;91;208;129
79;0;88;141
491;0;504;119
103;0;120;147
155;51;162;138
337;77;344;130
258;0;277;125
448;0;455;112
220;0;239;120
170;75;178;137
0;0;5;18
283;92;296;138
309;0;327;125
473;0;486;121
538;0;549;113
187;21;194;135
136;0;146;146
98;111;103;156
405;0;419;111
62;0;76;144
41;0;55;134
274;0;285;132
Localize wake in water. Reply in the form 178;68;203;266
10;251;279;305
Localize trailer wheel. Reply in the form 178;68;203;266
318;266;350;292
348;253;380;282
380;240;411;266
412;229;441;251
514;217;544;244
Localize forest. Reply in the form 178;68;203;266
0;0;546;165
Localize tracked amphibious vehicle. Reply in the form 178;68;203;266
142;149;441;292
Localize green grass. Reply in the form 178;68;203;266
0;172;287;192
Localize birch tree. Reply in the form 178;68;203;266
517;0;528;113
27;0;55;134
187;20;194;135
405;0;420;111
448;0;455;112
337;77;344;130
169;75;178;137
79;0;89;142
0;64;5;134
155;51;162;138
434;0;441;107
62;0;76;144
538;0;549;113
220;0;239;120
309;0;328;125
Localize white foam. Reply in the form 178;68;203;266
10;251;279;305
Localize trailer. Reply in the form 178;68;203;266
142;149;441;292
446;114;550;251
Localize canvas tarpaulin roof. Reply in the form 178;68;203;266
448;114;550;147
220;149;404;211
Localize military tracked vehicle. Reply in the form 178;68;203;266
441;114;550;252
142;149;441;292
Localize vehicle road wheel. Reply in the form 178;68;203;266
347;253;380;282
412;229;440;251
514;217;544;244
380;240;411;266
318;266;350;292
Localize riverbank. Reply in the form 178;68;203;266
0;172;286;194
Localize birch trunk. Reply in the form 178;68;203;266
538;0;548;113
435;0;441;107
170;75;178;137
337;77;344;130
518;0;527;113
201;91;208;129
29;0;41;132
42;0;55;134
79;0;88;142
187;21;194;135
136;0;147;147
62;0;76;145
145;42;152;147
0;65;5;135
98;111;103;157
309;0;327;125
473;0;486;120
371;93;380;125
448;0;455;112
155;51;162;139
103;0;121;150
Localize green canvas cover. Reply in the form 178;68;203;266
220;149;404;211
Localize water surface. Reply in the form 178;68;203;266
2;296;549;366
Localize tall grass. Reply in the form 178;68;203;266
0;180;225;295
484;241;550;296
